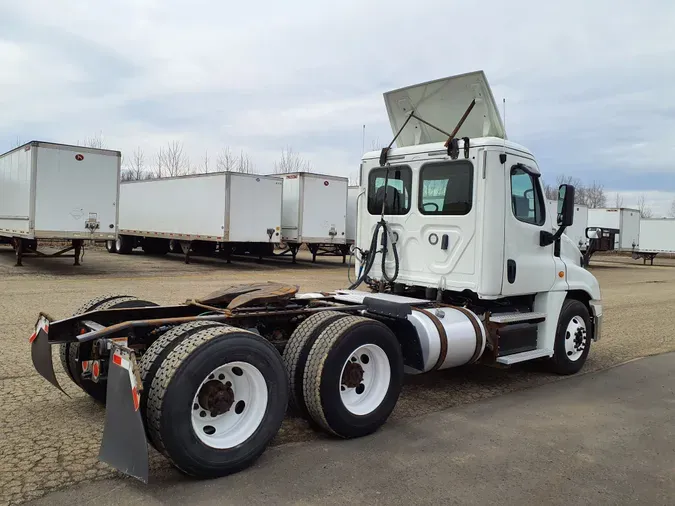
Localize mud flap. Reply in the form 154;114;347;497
29;314;69;397
98;346;149;483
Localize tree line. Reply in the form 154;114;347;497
542;175;670;219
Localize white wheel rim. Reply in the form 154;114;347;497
115;238;121;250
339;344;390;416
191;362;268;449
565;316;587;362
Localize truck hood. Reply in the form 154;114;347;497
383;70;506;147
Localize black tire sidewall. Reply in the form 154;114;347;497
289;313;346;416
160;334;288;477
319;322;403;438
552;299;591;375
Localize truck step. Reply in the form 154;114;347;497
496;348;553;365
489;312;546;324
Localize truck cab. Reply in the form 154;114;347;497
354;70;602;368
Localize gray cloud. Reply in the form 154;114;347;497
1;0;674;213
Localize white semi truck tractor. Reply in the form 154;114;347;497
29;70;602;483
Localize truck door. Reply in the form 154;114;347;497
501;159;556;296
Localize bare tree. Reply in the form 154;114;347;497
614;193;624;208
670;199;675;218
274;146;312;174
582;180;606;209
637;194;653;218
203;150;210;174
370;138;383;151
10;136;23;149
80;132;105;149
121;147;147;181
235;150;255;174
216;147;238;172
157;140;189;178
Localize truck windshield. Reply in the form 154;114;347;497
367;166;412;215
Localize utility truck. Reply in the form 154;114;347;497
0;141;120;265
29;70;602;484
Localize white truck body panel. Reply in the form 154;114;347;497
547;200;589;250
637;219;675;253
0;142;120;240
119;172;282;243
281;172;348;244
346;186;360;244
587;208;640;250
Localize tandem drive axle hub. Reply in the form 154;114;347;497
198;380;235;417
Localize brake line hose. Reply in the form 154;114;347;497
348;168;400;290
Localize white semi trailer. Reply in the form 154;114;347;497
30;70;602;484
279;172;349;262
0;141;120;266
109;172;283;263
632;218;675;265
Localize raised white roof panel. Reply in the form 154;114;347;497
383;70;506;147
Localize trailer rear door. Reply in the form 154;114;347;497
33;144;119;238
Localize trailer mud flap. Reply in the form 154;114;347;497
98;346;149;483
29;314;69;396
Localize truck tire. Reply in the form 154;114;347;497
116;235;133;254
139;320;228;442
282;311;347;416
169;240;181;254
145;325;288;478
105;240;117;253
65;295;158;403
59;293;135;384
303;316;403;439
547;299;592;375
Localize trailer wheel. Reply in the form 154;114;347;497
116;235;133;254
303;316;403;439
105;240;117;253
282;311;347;416
146;325;288;478
139;320;228;442
169;240;181;254
547;299;592;375
65;295;158;403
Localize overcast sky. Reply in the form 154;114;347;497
1;0;673;215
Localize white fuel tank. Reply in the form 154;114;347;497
405;306;486;374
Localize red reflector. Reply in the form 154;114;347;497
132;386;140;411
112;354;122;367
28;332;37;343
92;361;100;379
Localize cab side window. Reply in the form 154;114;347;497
367;166;412;215
510;165;545;226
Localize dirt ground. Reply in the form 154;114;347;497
1;247;674;505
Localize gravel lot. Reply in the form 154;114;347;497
1;247;674;505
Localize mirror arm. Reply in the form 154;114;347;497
540;225;567;247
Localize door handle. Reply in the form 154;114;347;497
440;234;449;250
507;259;516;283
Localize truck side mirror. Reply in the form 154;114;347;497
557;184;575;227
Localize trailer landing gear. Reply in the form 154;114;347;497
14;238;84;266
